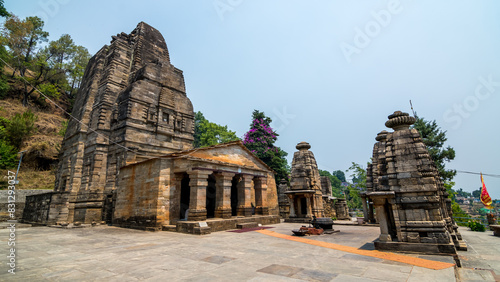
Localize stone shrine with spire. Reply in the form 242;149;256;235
366;111;467;254
284;142;325;221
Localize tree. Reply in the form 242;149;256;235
67;45;91;97
23;17;49;66
2;16;48;76
318;169;343;198
412;115;456;181
333;170;346;182
0;0;9;18
48;34;75;69
2;16;32;77
345;162;367;210
193;111;239;148
455;188;471;198
243;110;289;183
2;16;50;106
472;188;481;198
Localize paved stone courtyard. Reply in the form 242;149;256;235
0;223;498;281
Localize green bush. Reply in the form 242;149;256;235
38;83;60;100
467;221;486;232
0;76;9;99
58;120;68;137
4;109;38;149
0;139;17;169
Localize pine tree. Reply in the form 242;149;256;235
412;115;456;181
243;110;289;183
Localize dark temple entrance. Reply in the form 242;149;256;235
206;174;216;218
180;174;190;220
300;197;307;216
231;175;239;216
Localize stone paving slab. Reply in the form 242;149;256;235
456;227;500;281
0;223;474;281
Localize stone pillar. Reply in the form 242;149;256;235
187;170;212;221
237;175;253;217
312;192;324;218
368;201;376;223
373;197;391;242
288;195;296;217
254;177;269;215
214;172;234;219
305;195;313;218
360;193;368;222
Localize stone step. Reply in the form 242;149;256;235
162;225;177;232
237;222;258;229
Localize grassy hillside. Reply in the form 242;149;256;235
0;76;68;190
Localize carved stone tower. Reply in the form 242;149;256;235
54;22;195;224
285;142;325;221
367;111;466;254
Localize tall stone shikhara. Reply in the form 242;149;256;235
366;111;466;254
54;22;195;223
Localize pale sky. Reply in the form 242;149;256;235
6;0;500;199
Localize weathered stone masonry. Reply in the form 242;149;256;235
23;22;279;232
366;111;467;254
52;22;195;224
114;142;279;230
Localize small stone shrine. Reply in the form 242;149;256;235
320;176;339;219
366;111;467;253
284;142;325;222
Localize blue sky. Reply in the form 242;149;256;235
5;0;500;199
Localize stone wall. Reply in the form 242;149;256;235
322;198;337;218
0;190;50;221
22;191;69;225
114;158;172;230
320;176;332;197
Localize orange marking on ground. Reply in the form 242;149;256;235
256;229;455;270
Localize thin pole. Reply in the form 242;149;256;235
409;100;416;117
14;151;26;184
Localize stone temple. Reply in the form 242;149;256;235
281;142;347;222
23;22;279;233
365;111;467;254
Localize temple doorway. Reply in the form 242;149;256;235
179;174;190;220
231;175;239;216
300;197;307;216
206;174;216;218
